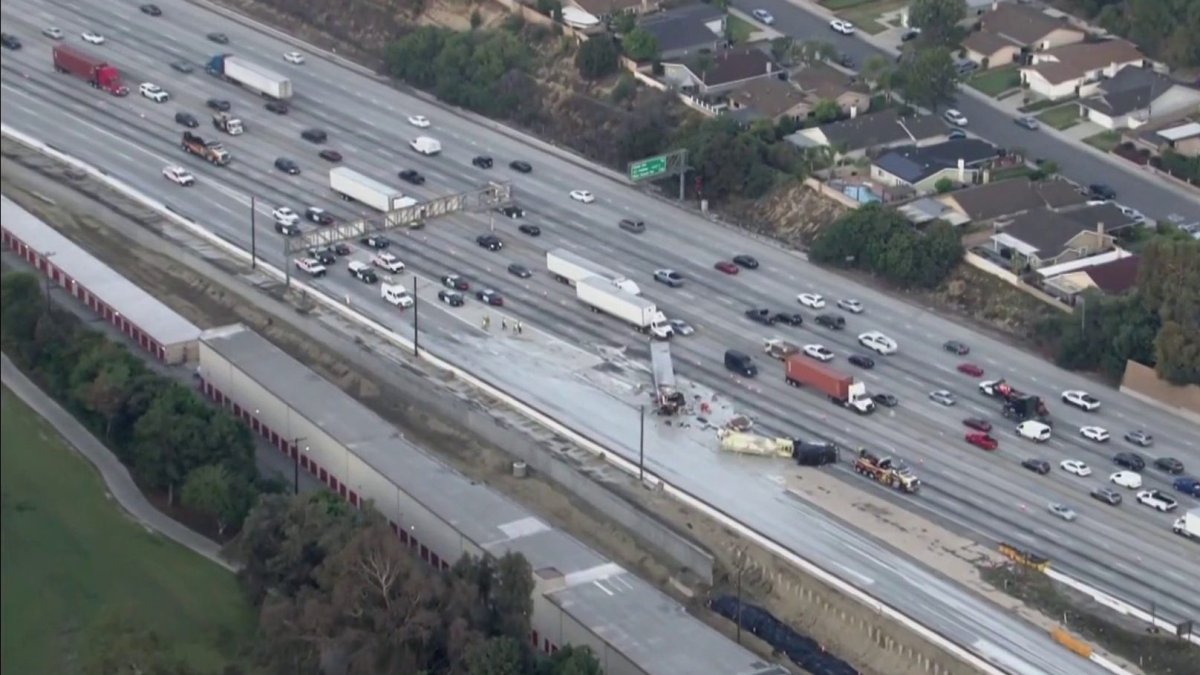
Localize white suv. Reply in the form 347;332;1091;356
162;165;195;186
139;82;168;102
857;331;897;355
272;206;299;224
372;252;405;273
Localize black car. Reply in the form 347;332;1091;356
274;158;300;175
301;128;327;143
1;33;22;50
1113;452;1145;471
174;111;199;128
361;235;391;249
438;289;464;307
943;340;970;355
308;248;336;265
1022;458;1051;475
398;169;425;185
319;149;343;163
332;242;351;256
472;155;494;169
815;314;845;330
1155;457;1185;474
476;234;503;251
206;32;229;44
518;224;542;236
498;205;525;219
140;3;163;16
305;207;334;225
509;160;532;173
1088;183;1117;201
508;263;532;278
848;354;875;369
745;308;776;325
441;274;470;290
206;98;231;111
872;393;898;407
265;100;289;114
170;60;194;74
900;27;919;41
772;312;803;326
476;289;504;306
732;254;759;269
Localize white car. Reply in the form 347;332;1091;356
1062;389;1101;411
372;252;405;273
803;344;834;362
944;109;968;126
162;165;195;186
272;206;299;224
570;189;595;203
139;82;168;102
797;293;825;309
294;258;326;277
1136;489;1178;512
837;298;864;314
751;9;775;24
407;114;431;128
42;27;64;40
1110;471;1142;489
928;390;956;406
857;331;897;355
1080;426;1110;442
283;51;305;64
1060;459;1092;477
1048;503;1077;522
81;31;106;45
830;19;855;35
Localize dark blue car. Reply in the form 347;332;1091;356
1173;477;1200;498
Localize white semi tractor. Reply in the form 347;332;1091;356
576;276;672;339
546;248;640;295
329;168;418;212
1173;508;1199;541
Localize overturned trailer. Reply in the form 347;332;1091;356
650;341;685;414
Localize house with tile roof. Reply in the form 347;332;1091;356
1021;39;1146;100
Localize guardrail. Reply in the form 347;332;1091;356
3;123;1137;675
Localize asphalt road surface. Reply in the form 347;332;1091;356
2;1;1197;671
733;0;1200;225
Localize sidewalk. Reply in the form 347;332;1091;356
1;354;239;573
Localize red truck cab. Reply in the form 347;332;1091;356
52;45;128;96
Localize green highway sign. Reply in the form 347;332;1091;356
629;155;668;181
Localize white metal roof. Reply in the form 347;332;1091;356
1036;248;1133;278
1;196;202;347
1156;122;1200;142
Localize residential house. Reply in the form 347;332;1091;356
870;139;1001;192
1139;122;1200;157
728;78;809;123
1021;39;1146;101
1039;250;1140;300
786;108;948;157
963;2;1084;69
898;197;971;226
1061;201;1138;236
569;0;658;22
790;63;871;117
1077;68;1200;130
662;48;779;96
938;178;1087;223
636;3;724;61
991;208;1115;269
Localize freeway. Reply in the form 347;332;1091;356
734;0;1200;224
2;0;1197;670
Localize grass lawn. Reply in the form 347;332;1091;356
728;15;755;43
838;0;908;35
992;166;1035;181
0;387;255;674
821;0;876;9
967;66;1021;97
1084;130;1122;152
1036;104;1081;130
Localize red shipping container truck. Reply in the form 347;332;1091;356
52;45;128;96
784;355;875;414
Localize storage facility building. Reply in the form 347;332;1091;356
0;196;202;364
196;323;787;675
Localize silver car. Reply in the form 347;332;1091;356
1015;116;1040;130
928;390;956;406
669;319;694;336
837;298;864;314
1124;429;1153;447
1048;502;1077;521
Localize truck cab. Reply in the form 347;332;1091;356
212;112;244;135
410;136;442;155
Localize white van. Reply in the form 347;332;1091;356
410;136;441;155
381;282;414;308
1017;420;1052;442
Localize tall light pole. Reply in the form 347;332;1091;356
250;195;258;270
42;251;56;314
412;274;420;357
638;404;646;482
292;437;308;495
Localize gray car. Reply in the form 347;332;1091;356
654;269;683;287
1015;116;1040;130
669;319;694;336
1048;502;1077;521
170;60;194;74
928;390;956;406
1124;429;1153;447
1090;488;1122;506
619;219;646;234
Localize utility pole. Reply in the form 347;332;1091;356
736;563;744;645
283;238;291;288
250;195;257;270
42;251;56;315
412;274;420;357
292;437;308;495
638;404;646;482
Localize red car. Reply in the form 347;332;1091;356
965;432;998;450
957;362;984;377
714;261;739;275
962;418;992;432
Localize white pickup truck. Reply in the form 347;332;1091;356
381;282;414;308
294;258;327;277
1136;489;1178;512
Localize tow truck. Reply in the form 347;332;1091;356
853;448;920;493
980;379;1050;422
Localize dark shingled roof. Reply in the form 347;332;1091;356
1061;202;1138;233
979;3;1076;46
817;108;947;151
963;30;1019;56
999;207;1090;256
874;139;999;184
945;178;1085;221
691;48;773;87
1080;67;1187;117
1085;255;1140;294
637;4;723;55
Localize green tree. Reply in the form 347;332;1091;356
934;177;955;193
612;11;636;33
896;46;959;111
181;464;253;536
1155;321;1200;385
538;645;604;675
81;606;197;675
770;36;795;65
0;272;45;361
811;99;842;124
576;36;619;79
810;204;963;288
623;28;659;61
84;360;132;440
466;637;526;675
907;0;967;46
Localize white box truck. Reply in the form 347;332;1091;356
206;54;293;100
330;168;415;212
577;276;672;339
381;282;414;308
1173;508;1199;540
546;248;640;295
410;136;441;155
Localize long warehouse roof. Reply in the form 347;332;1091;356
1;195;202;347
200;324;786;675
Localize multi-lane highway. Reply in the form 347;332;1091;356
2;0;1197;671
733;0;1200;224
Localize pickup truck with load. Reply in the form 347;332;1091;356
577;276;672;339
763;338;800;361
650;341;685;415
981;379;1050;422
329;168;417;212
206;54;293;99
854;449;920;493
546;249;640;295
784;356;875;414
1173;508;1199;540
211;112;244;135
180;132;231;165
52;45;128;96
718;429;794;459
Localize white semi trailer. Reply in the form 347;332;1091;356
206;54;293;100
329;168;417;212
576;276;671;339
546;248;640;295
